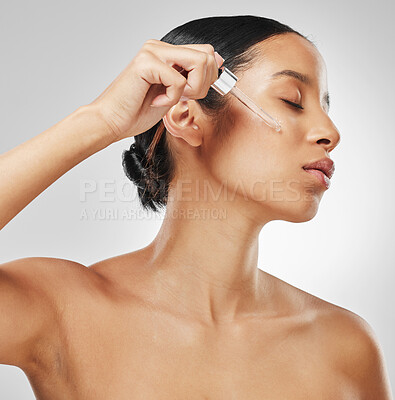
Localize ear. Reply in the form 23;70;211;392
162;100;203;147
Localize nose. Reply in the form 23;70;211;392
307;115;341;153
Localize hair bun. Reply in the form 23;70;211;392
122;137;168;212
122;142;148;189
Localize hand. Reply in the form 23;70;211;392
89;39;224;143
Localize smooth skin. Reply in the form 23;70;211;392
0;34;393;399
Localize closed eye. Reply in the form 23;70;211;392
281;99;304;110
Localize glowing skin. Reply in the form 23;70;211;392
164;33;340;225
152;33;341;327
0;33;392;399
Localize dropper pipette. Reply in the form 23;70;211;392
210;65;282;132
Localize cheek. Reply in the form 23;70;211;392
203;99;317;206
205;126;322;215
205;107;291;196
231;109;291;180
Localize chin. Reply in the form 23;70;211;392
244;179;325;223
282;197;321;223
258;192;322;223
285;208;319;223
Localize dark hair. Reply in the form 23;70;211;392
122;15;308;212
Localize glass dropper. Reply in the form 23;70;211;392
211;66;282;132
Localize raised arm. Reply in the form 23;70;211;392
0;40;223;368
0;105;113;230
0;39;223;231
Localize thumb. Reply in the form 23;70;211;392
214;51;225;68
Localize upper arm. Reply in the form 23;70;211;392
0;257;87;368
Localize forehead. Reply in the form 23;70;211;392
247;33;328;92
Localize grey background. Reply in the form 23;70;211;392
0;0;394;397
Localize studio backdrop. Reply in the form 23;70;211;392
0;0;394;398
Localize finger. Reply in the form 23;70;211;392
138;54;188;106
143;42;218;99
214;51;225;68
146;40;224;69
195;50;222;98
145;39;216;54
203;52;219;93
175;53;222;100
180;46;224;93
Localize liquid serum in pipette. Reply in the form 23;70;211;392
210;64;282;132
175;52;281;132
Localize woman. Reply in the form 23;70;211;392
0;15;392;399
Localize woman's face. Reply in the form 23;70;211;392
201;32;341;223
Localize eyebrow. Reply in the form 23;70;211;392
270;69;330;111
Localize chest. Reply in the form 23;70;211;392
28;307;358;400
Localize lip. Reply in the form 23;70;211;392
302;157;335;190
303;168;331;189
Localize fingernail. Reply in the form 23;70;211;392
179;96;190;102
214;51;225;68
150;102;169;107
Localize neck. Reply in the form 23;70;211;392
144;178;274;324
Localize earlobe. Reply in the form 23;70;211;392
162;101;203;147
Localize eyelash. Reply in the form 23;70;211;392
281;99;304;110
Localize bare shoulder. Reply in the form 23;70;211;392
316;303;392;398
0;256;103;368
264;273;392;398
281;278;392;399
0;256;109;321
0;256;104;295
